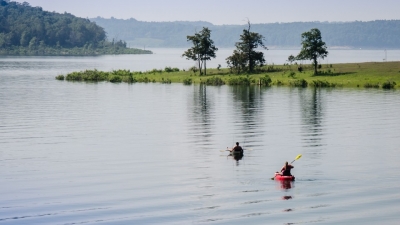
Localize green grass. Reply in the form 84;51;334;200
58;61;400;89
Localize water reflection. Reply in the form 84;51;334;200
298;88;326;161
276;180;294;190
228;152;244;166
187;84;214;146
229;85;267;148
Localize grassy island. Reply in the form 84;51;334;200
56;61;400;89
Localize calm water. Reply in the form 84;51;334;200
1;50;400;224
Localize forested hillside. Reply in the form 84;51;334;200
91;17;400;49
0;0;151;55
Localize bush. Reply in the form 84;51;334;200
149;68;162;74
183;77;192;85
276;80;284;86
364;83;380;88
55;75;64;80
382;80;396;89
290;79;308;87
190;66;198;74
108;75;122;83
227;76;253;85
259;74;272;86
164;67;179;73
205;76;224;85
288;71;296;78
161;78;171;84
137;77;150;83
312;80;338;88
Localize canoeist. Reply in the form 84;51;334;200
231;142;243;154
280;161;294;176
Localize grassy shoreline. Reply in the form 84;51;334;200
56;61;400;89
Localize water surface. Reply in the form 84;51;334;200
1;52;400;224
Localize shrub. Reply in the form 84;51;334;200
290;79;308;87
364;83;380;88
183;77;192;85
108;75;122;83
137;77;150;83
276;80;284;86
150;68;162;74
161;78;171;84
55;75;64;80
164;67;179;72
312;80;338;88
205;76;224;85
227;76;253;85
259;74;272;86
190;66;198;74
382;80;396;89
288;71;296;78
122;75;136;83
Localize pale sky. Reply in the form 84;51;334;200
23;0;400;25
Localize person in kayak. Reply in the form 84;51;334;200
231;142;243;154
280;161;294;176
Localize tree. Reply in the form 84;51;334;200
182;27;218;75
287;55;296;64
296;28;328;75
226;50;246;74
226;21;267;73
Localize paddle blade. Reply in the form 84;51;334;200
290;154;303;164
295;154;302;160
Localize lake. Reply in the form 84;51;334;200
1;50;400;225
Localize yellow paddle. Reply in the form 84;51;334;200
290;154;302;163
271;154;302;180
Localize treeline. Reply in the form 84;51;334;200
0;1;151;55
91;17;400;49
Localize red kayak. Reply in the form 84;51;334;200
274;172;295;181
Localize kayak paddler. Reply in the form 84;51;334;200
280;161;294;176
231;142;243;154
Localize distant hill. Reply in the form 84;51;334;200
0;1;151;55
91;17;400;49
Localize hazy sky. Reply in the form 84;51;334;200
24;0;400;25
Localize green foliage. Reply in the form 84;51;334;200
136;77;150;83
108;75;122;83
265;64;282;72
228;76;254;85
276;80;284;86
204;76;224;85
227;21;267;73
364;83;380;88
290;79;308;87
58;61;400;89
149;68;163;74
296;28;328;75
55;75;65;80
164;67;179;72
312;80;338;88
182;27;218;76
189;66;198;74
183;77;192;85
382;80;396;89
259;74;272;86
0;1;151;55
161;78;171;84
287;55;296;64
288;71;296;78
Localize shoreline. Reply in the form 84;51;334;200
56;61;400;89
